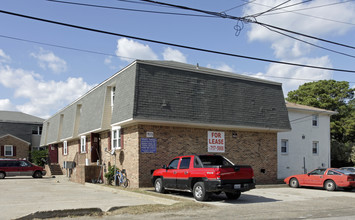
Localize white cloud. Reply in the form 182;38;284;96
116;38;158;62
0;99;15;110
0;64;94;118
0;49;11;63
31;48;67;73
244;0;355;59
250;56;333;95
162;47;187;63
104;56;112;65
207;63;235;73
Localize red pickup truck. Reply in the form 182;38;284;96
152;155;255;201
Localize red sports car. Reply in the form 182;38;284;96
284;168;355;191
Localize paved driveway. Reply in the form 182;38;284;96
0;176;176;220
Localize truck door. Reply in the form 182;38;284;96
164;158;180;188
176;157;191;190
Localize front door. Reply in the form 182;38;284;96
163;158;180;188
91;133;100;163
49;144;58;164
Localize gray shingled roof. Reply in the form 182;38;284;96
0;111;44;124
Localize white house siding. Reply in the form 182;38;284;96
277;105;334;180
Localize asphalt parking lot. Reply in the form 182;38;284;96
1;176;355;220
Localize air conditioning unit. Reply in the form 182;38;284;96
63;161;76;169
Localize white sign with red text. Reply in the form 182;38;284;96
208;131;225;153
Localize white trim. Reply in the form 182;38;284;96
78;127;102;137
4;145;13;157
80;136;86;153
111;126;121;150
111;118;289;132
63;141;68;156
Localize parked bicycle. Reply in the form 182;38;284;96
115;169;129;188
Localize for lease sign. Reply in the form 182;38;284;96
208;131;225;153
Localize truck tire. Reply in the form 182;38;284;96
0;172;5;179
225;191;241;200
154;178;165;193
193;182;210;201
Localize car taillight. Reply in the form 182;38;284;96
214;168;221;180
347;176;355;182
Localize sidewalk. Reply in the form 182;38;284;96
0;176;177;220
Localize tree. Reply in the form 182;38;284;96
286;80;355;166
287;80;354;143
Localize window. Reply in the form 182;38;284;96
179;157;191;169
281;139;288;154
327;170;341;175
168;158;179;169
5;145;13;156
111;86;116;110
312;141;319;155
63;141;68;155
80;136;86;153
309;168;326;175
312;115;319;127
112;126;121;150
32;126;43;135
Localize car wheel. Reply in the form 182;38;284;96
225;191;241;200
0;172;5;179
289;178;299;188
154;178;165;193
193;182;210;201
324;180;336;191
33;171;43;178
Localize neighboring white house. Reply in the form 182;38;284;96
277;102;337;179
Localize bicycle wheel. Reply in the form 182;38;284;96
122;176;129;188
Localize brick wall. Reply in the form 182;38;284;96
137;125;277;187
0;135;30;159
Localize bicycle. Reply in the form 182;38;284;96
115;169;129;188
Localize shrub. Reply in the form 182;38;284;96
30;149;48;166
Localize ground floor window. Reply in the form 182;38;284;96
312;141;319;155
5;145;13;156
63;141;68;155
281;139;288;154
80;136;86;153
112;126;121;150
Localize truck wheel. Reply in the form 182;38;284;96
225;191;241;200
33;171;43;178
324;180;336;191
193;182;210;201
0;172;5;179
154;178;165;193
289;178;299;188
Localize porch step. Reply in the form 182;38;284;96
49;164;63;175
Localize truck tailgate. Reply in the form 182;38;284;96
219;165;254;180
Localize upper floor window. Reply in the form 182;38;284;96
112;126;121;150
80;136;86;153
312;141;319;155
312;115;319;127
5;145;13;156
281;139;289;154
111;86;116;110
63;141;68;155
32;126;43;135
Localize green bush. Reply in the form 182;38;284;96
105;165;119;185
30;149;48;166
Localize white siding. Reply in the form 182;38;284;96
277;110;331;179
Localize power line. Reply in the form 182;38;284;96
2;33;354;83
47;0;215;18
139;0;355;50
1;9;355;73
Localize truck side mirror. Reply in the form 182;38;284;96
162;165;167;169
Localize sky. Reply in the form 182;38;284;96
0;0;355;119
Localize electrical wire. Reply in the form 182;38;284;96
139;0;355;51
249;0;291;18
46;0;215;18
1;9;355;73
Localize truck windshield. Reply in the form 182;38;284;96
198;155;234;167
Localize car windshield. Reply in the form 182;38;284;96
198;155;234;167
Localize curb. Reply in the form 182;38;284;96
16;208;103;220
